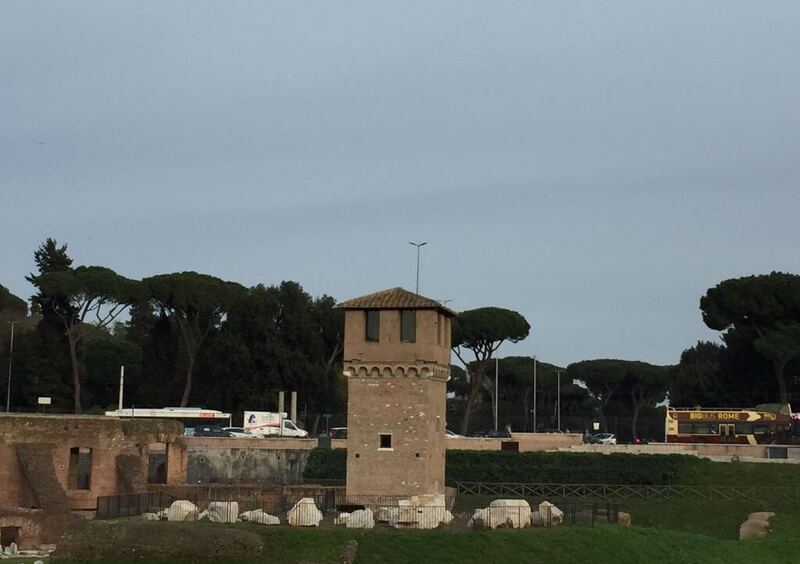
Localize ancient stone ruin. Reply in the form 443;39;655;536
0;413;183;549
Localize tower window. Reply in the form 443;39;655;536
379;433;392;449
401;310;416;343
365;310;380;342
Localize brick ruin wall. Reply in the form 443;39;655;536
0;415;184;512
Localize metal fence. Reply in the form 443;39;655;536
95;491;615;529
96;491;178;519
454;482;800;502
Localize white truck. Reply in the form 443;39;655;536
243;411;308;437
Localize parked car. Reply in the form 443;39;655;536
591;432;617;445
223;427;254;438
445;429;464;438
471;429;511;438
329;427;348;439
192;425;233;438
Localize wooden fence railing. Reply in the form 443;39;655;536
453;482;800;502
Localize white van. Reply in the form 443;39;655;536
243;411;308;437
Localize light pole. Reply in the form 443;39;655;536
494;357;499;431
6;321;16;412
532;356;537;433
556;369;563;431
408;241;427;294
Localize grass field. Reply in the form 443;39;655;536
672;458;800;487
50;519;800;564
52;457;800;562
50;494;800;564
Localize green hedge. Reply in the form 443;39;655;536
304;448;346;481
444;451;698;485
303;449;702;485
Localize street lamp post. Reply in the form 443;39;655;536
556;369;563;431
532;356;537;433
494;357;499;431
6;321;16;412
408;241;427;294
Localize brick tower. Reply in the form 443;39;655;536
338;288;455;498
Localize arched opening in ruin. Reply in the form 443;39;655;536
67;447;92;490
147;442;168;484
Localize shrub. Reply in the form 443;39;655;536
304;448;346;481
302;449;701;485
445;451;701;485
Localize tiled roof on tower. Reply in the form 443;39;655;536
337;287;456;316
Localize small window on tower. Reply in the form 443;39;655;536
379;433;392;449
401;310;416;343
365;310;380;342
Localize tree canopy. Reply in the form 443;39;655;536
671;341;724;406
144;271;245;407
452;307;530;360
568;359;671;437
451;307;530;434
567;359;629;407
701;272;800;402
0;285;27;317
31;265;141;412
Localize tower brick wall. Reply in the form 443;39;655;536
338;288;454;498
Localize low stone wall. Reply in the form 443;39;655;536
179;437;312;484
558;442;800;461
445;433;582;452
179;437;319;450
513;433;583;451
444;438;501;451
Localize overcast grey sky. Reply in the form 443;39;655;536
1;2;798;367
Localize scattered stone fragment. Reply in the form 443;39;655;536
239;509;280;525
468;499;532;529
392;494;452;529
287;498;323;527
345;509;374;529
334;512;351;525
539;501;563;526
166;499;199;522
374;507;391;522
739;512;775;540
207;501;239;524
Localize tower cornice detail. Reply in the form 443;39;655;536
343;362;450;382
